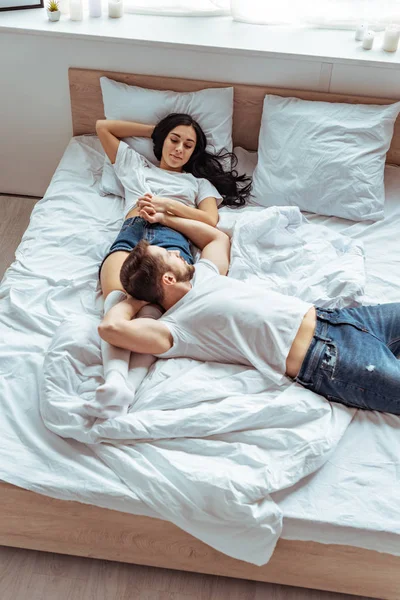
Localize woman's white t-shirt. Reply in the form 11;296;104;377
155;259;313;385
113;141;223;217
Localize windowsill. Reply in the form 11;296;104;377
2;8;400;68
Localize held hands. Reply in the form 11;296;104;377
139;206;165;224
138;192;169;224
138;192;170;213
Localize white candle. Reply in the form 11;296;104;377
355;23;369;41
57;0;69;14
89;0;102;17
362;30;375;50
108;0;123;17
69;0;83;20
382;25;400;52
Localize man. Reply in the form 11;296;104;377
99;206;400;416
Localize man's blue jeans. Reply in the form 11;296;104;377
295;303;400;415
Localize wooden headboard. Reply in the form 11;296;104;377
69;67;400;165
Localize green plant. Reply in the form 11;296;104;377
47;0;59;11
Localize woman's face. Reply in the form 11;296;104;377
160;125;197;172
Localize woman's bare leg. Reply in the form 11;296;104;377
100;250;129;299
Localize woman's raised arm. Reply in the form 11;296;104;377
95;119;155;165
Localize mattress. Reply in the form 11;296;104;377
1;135;399;558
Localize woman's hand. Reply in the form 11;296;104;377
137;193;171;213
139;206;165;225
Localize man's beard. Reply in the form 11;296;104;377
174;263;195;283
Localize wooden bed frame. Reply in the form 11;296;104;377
2;67;400;600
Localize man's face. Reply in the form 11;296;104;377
147;246;195;283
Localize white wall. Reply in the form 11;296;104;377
1;31;400;197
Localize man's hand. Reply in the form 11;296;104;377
105;296;148;323
139;206;166;225
126;296;149;313
137;193;171;214
99;296;150;344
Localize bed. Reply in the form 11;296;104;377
1;67;400;599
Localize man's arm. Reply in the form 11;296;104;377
138;194;219;227
98;297;172;354
164;214;230;275
140;208;230;275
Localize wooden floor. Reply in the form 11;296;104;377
0;194;39;278
0;544;378;600
0;195;375;600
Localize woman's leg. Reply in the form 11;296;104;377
127;304;163;398
88;250;163;418
86;252;134;418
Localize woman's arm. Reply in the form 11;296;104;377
95;119;155;165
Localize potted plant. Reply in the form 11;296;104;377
47;0;61;21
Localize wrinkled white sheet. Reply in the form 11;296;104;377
1;135;399;565
228;205;365;309
271;166;400;555
40;180;363;565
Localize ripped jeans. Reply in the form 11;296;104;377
295;304;400;415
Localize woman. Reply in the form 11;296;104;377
88;113;251;418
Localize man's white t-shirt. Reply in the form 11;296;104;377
114;141;223;217
155;259;313;385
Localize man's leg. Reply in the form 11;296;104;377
313;309;400;415
336;302;400;357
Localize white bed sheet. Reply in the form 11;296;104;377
0;135;399;559
271;166;400;556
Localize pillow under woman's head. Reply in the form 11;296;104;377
251;94;400;221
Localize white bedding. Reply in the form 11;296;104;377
1;135;400;563
41;200;362;564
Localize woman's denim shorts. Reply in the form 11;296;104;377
100;217;194;273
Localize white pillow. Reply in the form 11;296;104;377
252;94;400;221
99;76;234;197
233;146;258;178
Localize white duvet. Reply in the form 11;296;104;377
40;179;364;565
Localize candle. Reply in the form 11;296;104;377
57;0;69;14
89;0;102;17
108;0;123;17
69;0;83;20
382;25;400;52
362;30;375;50
355;23;369;41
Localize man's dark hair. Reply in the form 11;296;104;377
120;240;167;304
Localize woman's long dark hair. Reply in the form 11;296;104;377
151;113;252;208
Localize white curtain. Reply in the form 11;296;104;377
124;0;230;17
124;0;400;29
